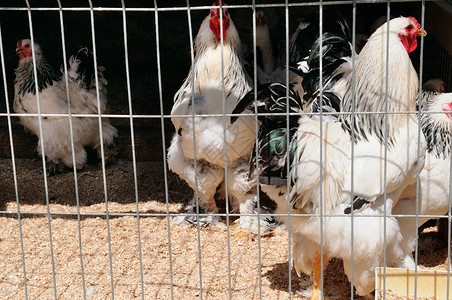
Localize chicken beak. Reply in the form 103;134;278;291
16;47;23;55
418;29;427;37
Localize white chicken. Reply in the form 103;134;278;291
394;91;452;269
265;20;309;85
242;11;275;85
167;1;274;231
418;78;445;109
252;10;277;85
233;16;427;298
422;78;445;94
13;39;117;174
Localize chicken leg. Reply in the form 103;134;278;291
311;252;326;300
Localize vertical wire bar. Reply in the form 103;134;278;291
120;1;145;298
433;0;452;293
318;2;325;297
55;1;86;298
382;2;391;299
154;0;176;299
0;20;29;300
283;1;292;298
24;1;58;297
448;159;452;300
87;1;115;297
217;2;233;298
447;47;452;300
349;2;357;299
447;144;452;299
153;1;175;298
250;3;263;299
184;1;204;297
414;2;426;299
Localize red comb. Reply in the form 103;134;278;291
213;0;224;7
408;16;421;29
17;40;22;47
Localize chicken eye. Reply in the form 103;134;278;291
406;25;414;31
25;44;30;48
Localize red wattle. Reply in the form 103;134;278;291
442;103;452;119
209;17;229;41
399;33;417;54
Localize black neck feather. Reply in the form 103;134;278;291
15;58;61;96
421;113;451;159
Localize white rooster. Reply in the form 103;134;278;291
233;17;427;298
167;1;274;231
394;89;452;269
14;39;117;174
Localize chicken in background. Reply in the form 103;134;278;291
422;78;445;94
243;9;305;86
246;11;353;102
168;1;275;233
354;33;368;54
266;21;309;85
13;39;117;175
243;10;277;85
273;11;354;115
393;87;452;269
355;15;412;54
419;77;446;109
298;13;353;120
233;16;427;298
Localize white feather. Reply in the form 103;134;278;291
394;93;452;268
167;9;264;230
278;114;425;295
13;40;117;169
260;16;427;296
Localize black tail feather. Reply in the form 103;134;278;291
72;47;95;90
231;82;304;126
231;83;304;182
310;91;341;118
231;83;275;124
301;32;352;102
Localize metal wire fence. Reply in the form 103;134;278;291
0;0;451;299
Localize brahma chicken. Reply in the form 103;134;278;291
233;16;427;298
422;78;445;95
418;78;445;109
393;89;452;269
13;39;117;174
255;11;276;75
167;1;274;232
247;10;277;85
263;20;309;85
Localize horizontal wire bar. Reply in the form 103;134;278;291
1;1;446;298
0;210;449;219
0;0;436;12
0;110;446;119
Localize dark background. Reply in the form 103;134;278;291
0;0;449;162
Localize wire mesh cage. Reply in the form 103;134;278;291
0;0;451;299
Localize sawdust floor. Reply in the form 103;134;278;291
0;158;450;299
